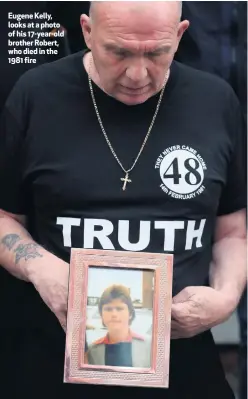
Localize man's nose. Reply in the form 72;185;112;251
110;308;118;316
126;60;148;82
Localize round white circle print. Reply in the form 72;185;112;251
160;149;204;194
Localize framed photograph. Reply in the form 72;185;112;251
64;249;173;388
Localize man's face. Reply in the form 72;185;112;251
83;3;188;105
102;299;131;335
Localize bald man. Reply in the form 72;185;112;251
0;1;246;399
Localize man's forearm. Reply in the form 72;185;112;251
0;214;64;282
210;236;247;312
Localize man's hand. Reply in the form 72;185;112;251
171;286;234;339
29;259;69;331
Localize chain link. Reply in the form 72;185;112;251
88;54;169;176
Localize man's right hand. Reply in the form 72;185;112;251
29;257;69;331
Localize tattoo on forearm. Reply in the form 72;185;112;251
14;243;43;264
1;234;21;250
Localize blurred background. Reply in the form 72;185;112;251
0;1;246;398
86;267;154;344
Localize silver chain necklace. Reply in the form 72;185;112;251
88;54;169;190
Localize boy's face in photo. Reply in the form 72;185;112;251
102;298;131;335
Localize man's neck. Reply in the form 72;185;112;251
108;329;130;344
83;51;106;93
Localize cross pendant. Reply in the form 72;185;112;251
121;173;132;191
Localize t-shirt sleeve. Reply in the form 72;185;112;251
217;89;247;216
0;73;31;215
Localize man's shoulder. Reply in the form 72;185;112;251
132;332;151;346
174;60;235;97
90;335;107;347
131;331;146;341
4;50;87;112
87;338;105;360
17;50;84;87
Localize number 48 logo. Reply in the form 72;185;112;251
159;149;205;195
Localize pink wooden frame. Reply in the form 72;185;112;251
64;249;173;388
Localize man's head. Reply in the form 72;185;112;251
98;284;135;334
81;1;188;105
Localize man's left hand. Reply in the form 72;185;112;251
171;286;233;339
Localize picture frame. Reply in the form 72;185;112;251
64;248;173;388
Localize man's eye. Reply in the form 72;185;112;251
114;52;127;57
147;52;161;58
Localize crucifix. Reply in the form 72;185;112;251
121;173;132;191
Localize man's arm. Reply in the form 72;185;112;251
0;209;65;281
171;209;247;339
210;208;247;311
0;209;40;280
0;209;69;330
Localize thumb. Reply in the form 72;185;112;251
172;291;187;305
172;286;194;304
171;301;186;319
57;312;67;332
171;303;185;321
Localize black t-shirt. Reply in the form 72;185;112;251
0;1;71;116
0;50;246;329
0;1;48;111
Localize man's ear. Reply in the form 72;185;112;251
174;20;189;53
80;14;92;50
